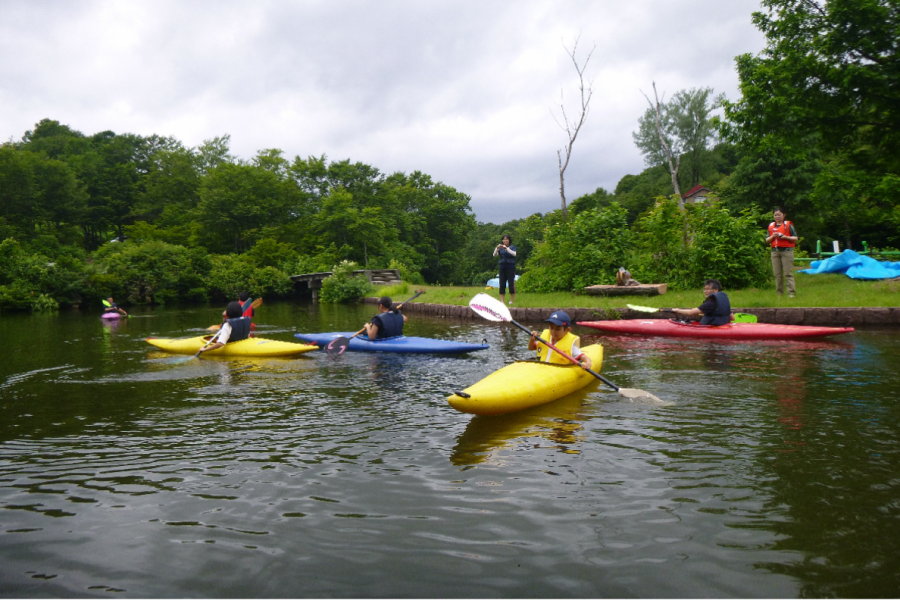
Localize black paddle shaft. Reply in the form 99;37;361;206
507;319;620;392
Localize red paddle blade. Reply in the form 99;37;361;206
325;337;350;355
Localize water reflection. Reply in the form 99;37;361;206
1;305;900;597
450;384;601;466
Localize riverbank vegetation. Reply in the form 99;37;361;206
381;274;900;310
1;0;896;312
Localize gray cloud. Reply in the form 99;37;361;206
0;0;765;224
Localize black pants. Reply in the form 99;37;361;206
498;265;516;295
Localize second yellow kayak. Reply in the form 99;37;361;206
448;344;604;416
146;336;317;357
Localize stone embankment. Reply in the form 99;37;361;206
362;297;900;326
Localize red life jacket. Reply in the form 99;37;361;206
240;298;255;318
768;220;796;248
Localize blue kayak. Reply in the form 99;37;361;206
294;332;489;354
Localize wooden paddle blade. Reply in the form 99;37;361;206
250;298;263;309
325;336;351;354
618;388;669;405
469;293;511;322
206;324;222;331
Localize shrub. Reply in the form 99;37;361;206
207;254;292;301
319;260;374;303
0;238;87;310
388;259;425;285
518;204;631;292
635;197;770;290
94;240;210;304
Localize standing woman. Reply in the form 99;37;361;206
766;207;798;297
493;235;517;305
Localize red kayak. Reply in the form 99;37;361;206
577;319;854;340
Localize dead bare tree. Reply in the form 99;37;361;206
553;36;595;221
641;82;683;209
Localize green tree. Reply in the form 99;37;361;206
196;163;289;253
634;86;724;199
721;0;900;249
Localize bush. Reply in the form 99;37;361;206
388;259;425;285
207;254;292;301
0;238;86;310
469;269;497;287
94;240;210;304
319;260;374;303
635;197;770;290
518;204;631;292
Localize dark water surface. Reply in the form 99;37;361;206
1;303;899;598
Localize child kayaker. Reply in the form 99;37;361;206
104;297;128;317
528;310;592;370
199;301;252;353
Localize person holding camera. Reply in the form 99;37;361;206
766;207;798;297
493;234;517;305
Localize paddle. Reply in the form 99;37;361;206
325;290;426;355
627;303;758;324
207;298;263;331
167;331;221;364
469;293;661;403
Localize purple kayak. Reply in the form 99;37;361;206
101;312;122;320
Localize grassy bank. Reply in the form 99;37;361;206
379;273;899;309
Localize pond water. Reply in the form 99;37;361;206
1;302;899;598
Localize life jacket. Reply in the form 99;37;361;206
240;298;255;319
700;292;732;326
535;329;583;365
768;221;796;248
225;316;252;342
372;310;404;339
498;245;516;266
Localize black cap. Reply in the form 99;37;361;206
545;311;571;327
379;296;393;309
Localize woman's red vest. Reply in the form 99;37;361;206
768;221;796;248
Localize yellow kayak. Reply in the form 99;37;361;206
448;344;604;416
145;336;317;357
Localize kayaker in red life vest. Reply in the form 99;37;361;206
200;301;252;353
528;310;592;370
672;279;733;325
104;297;127;317
765;207;798;298
364;296;408;339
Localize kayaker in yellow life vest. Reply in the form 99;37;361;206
528;310;592;370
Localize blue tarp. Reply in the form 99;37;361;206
486;274;520;288
798;249;900;280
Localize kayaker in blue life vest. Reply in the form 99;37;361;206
364;296;408;339
672;279;733;325
104;297;128;317
527;310;592;370
200;301;252;353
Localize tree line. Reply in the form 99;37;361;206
1;0;896;311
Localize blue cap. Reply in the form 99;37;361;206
545;311;571;327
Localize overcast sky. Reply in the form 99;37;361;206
1;0;766;224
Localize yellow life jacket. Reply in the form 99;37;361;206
535;329;582;365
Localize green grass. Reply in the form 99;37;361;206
378;273;899;309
